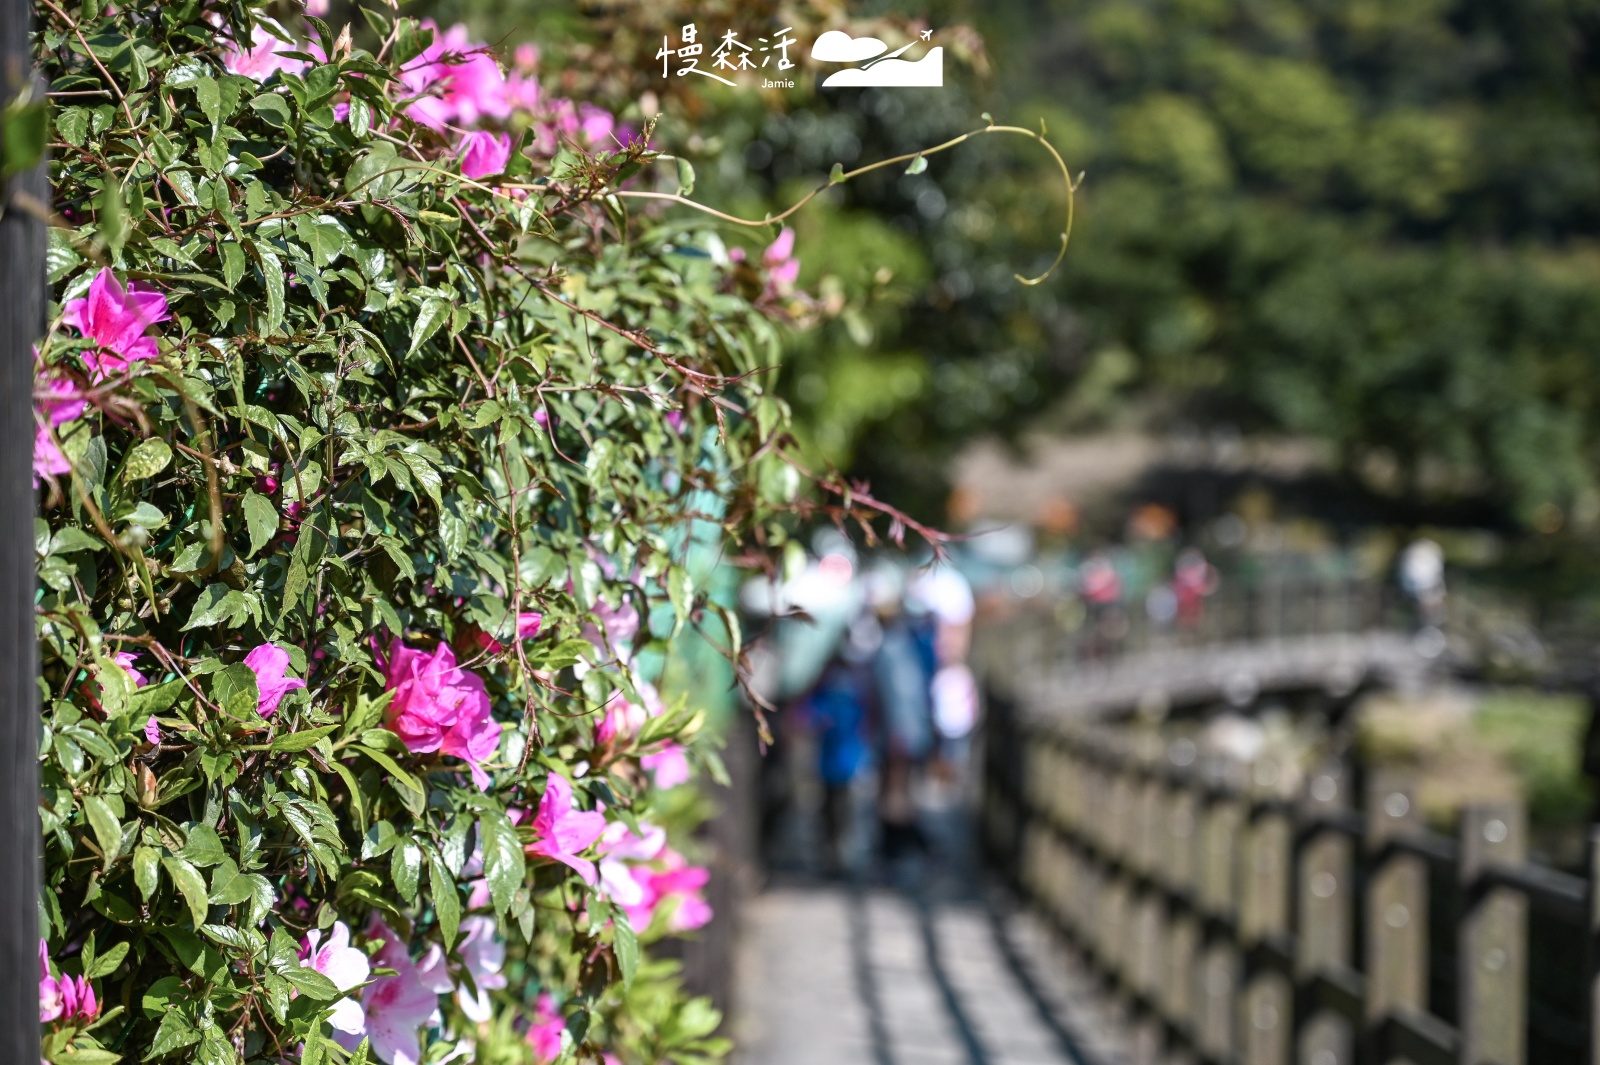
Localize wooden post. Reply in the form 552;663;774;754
0;0;45;1057
1240;757;1292;1065
1365;771;1427;1038
1458;803;1526;1065
1298;761;1355;1065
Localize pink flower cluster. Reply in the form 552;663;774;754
36;268;173;486
526;992;566;1063
594;682;691;789
246;641;307;717
382;639;502;789
730;228;802;300
319;915;510;1065
39;940;98;1024
525;773;606;883
596;822;712;933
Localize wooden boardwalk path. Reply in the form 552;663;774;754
735;882;1132;1065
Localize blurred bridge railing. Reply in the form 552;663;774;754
976;575;1600;1065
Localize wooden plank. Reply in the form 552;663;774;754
1365;770;1428;1027
0;0;45;1057
1296;760;1356;1065
1458;803;1527;1065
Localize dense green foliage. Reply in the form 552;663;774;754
985;0;1600;526
31;2;811;1062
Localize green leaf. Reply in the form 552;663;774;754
180;823;227;867
1;95;46;178
184;583;247;630
675;156;696;196
355;744;424;802
129;678;185;719
480;808;525;916
905;154;928;175
162;855;210;927
829;162;845;185
133;844;159;901
86;938;129;978
121;436;172;480
193;75;222;127
148;1008;202;1056
82;795;122;868
220;241;246;290
142;975;185;1017
614;910;639;986
282;964;341;1001
268;723;339;752
249;92;292;128
390;838;422;902
210;663;261;721
242;490;277;557
252;241;286;336
406;297;450;357
428;848;460;948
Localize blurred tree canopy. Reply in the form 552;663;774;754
402;0;1600;529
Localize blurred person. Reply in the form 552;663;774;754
1079;550;1126;658
1399;537;1447;630
797;652;873;875
866;565;935;863
1173;547;1220;630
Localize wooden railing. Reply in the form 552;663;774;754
983;701;1598;1065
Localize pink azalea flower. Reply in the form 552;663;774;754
517;612;543;639
222;23;307;81
641;742;692;789
61;268;171;378
763;228;801;288
612;846;713;933
583;597;639;662
302;921;371;1035
649;853;714;932
400;23;512;131
526;993;565;1064
524;773;606;884
596;821;666;909
460;131;513;179
243;642;307;717
33;368;85;485
39;941;62;1023
57;973;98;1023
113;651;147;688
144;716;161;745
455;916;508;1022
305;0;329;14
382;639;502;790
336;919;443;1065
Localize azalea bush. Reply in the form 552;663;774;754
29;1;814;1062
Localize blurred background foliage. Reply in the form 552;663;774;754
388;0;1600;534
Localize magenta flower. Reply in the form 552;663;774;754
400;23;512;131
455;916;508;1022
33;370;85;485
335;918;443;1065
39;940;62;1022
763;228;801;289
222;23;307;81
582;596;639;662
244;642;307;718
526;993;565;1064
302;921;370;1035
144;716;161;745
460;131;513;179
517;611;543;639
524;774;606;884
642;742;692;789
382;640;502;789
59;973;98;1022
61;268;171;378
596;821;666;909
646;852;714;932
113;651;147;688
